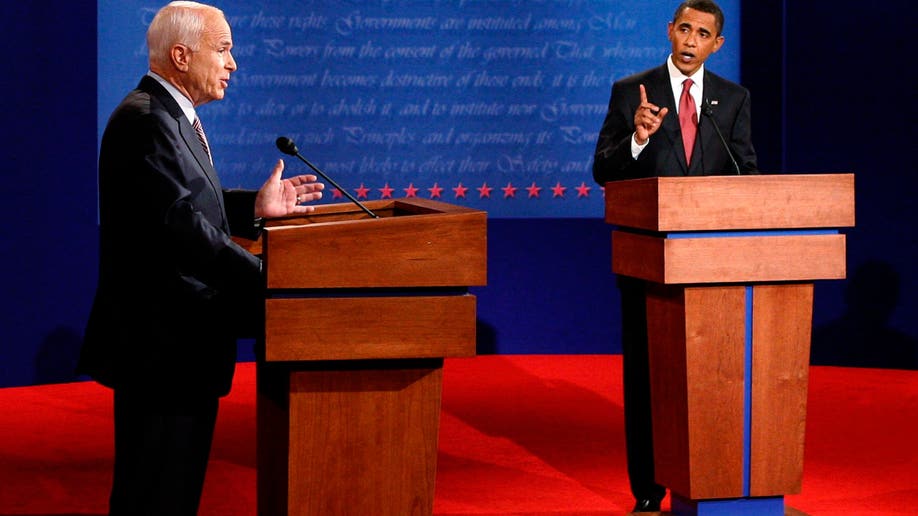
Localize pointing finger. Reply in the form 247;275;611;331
639;84;663;116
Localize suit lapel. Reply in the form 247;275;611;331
692;73;722;175
139;76;229;231
178;117;224;193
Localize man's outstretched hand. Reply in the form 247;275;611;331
254;159;325;218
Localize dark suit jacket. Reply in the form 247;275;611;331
593;63;758;183
79;75;263;398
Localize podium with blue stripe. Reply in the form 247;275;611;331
606;174;854;515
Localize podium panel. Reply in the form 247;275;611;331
262;198;486;289
612;231;846;284
605;174;854;231
257;359;444;516
287;363;442;515
265;295;476;361
648;284;746;499
750;284;812;496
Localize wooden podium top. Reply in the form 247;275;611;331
605;174;855;232
605;174;855;284
248;198;487;290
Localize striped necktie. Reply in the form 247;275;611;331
192;116;213;164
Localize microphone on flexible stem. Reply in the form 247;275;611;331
701;99;742;175
275;136;379;219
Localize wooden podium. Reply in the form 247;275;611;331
604;174;854;515
252;198;486;516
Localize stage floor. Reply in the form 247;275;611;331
1;355;916;515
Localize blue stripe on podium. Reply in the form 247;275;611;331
744;286;754;498
665;229;838;239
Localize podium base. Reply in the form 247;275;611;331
627;502;809;516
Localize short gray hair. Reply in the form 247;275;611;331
147;2;224;68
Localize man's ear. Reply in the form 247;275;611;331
171;44;190;72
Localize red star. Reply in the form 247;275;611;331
332;188;344;199
355;183;370;199
452;182;469;199
575;182;592;198
478;182;493;198
551;182;567;198
379;183;394;199
428;182;443;199
403;183;419;198
502;182;517;198
526;182;542;198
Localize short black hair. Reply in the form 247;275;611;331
673;0;725;36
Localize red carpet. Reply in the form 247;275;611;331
1;355;916;515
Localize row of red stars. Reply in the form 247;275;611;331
329;181;595;200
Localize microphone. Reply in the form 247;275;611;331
701;99;742;175
275;136;379;219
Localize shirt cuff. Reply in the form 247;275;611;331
631;132;648;159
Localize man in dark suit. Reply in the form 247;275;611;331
592;1;758;512
78;2;324;514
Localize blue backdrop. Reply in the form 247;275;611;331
99;1;740;218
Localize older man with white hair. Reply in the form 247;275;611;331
79;2;324;514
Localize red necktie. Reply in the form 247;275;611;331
192;116;213;165
679;79;697;165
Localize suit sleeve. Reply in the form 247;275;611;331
592;81;642;184
223;189;263;241
140;115;263;295
730;88;759;174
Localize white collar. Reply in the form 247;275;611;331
147;71;197;125
667;55;705;87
